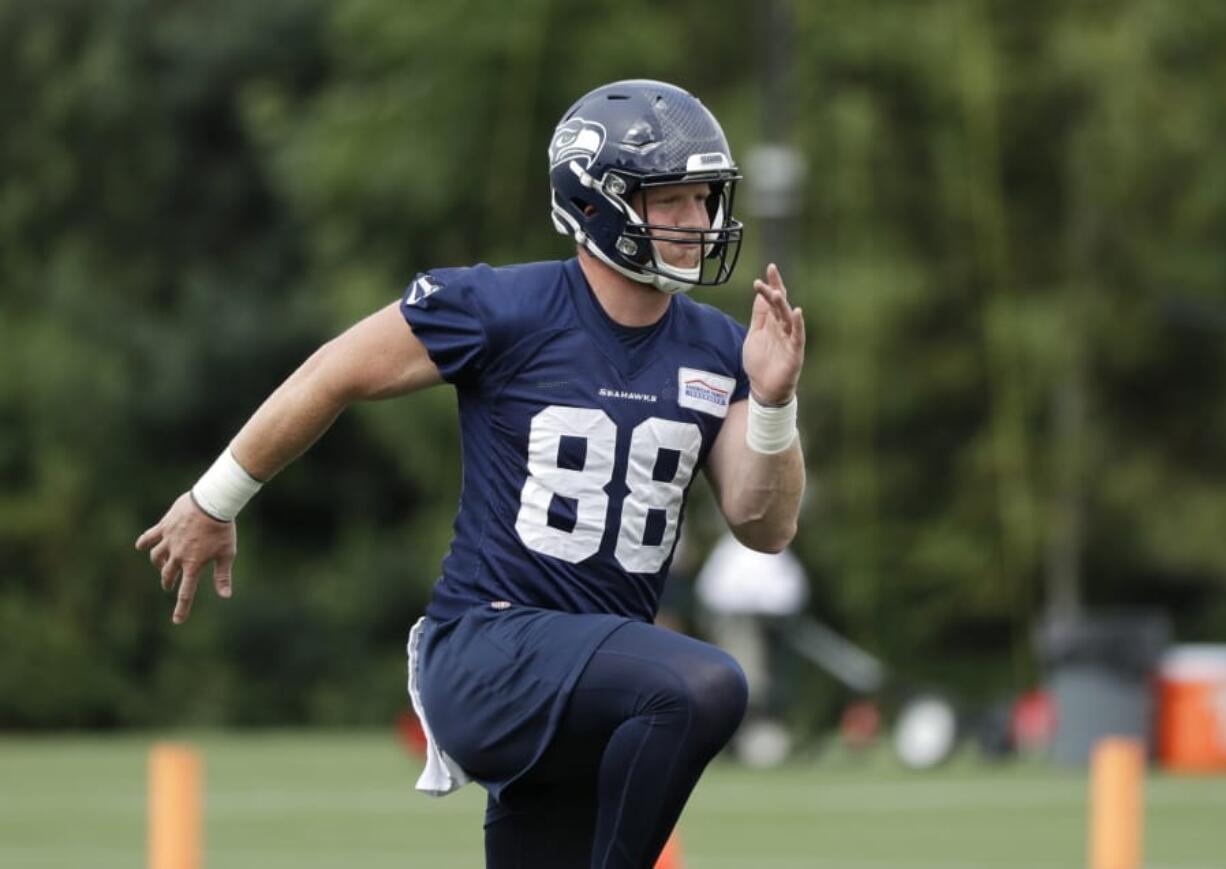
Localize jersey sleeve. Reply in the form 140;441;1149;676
399;266;496;387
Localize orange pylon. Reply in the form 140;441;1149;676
1088;737;1144;869
148;742;202;869
655;830;683;869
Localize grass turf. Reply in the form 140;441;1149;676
2;730;1223;868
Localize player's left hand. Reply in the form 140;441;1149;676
743;263;805;404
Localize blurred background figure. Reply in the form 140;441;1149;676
695;532;809;767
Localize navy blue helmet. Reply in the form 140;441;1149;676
548;80;743;295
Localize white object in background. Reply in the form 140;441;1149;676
893;695;959;770
735;719;794;769
695;533;809;616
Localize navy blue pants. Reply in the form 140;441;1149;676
480;620;748;868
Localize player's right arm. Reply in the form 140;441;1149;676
229;300;442;479
135;301;442;624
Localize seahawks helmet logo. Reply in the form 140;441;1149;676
549;118;606;168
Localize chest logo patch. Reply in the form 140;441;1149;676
677;367;735;418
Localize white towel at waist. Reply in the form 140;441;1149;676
406;616;472;797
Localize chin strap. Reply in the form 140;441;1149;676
585;238;696;296
650;271;696;296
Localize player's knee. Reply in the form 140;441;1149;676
627;636;748;751
691;652;748;748
659;650;746;753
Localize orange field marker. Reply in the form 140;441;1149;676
655;829;683;869
148;742;203;869
1088;737;1144;869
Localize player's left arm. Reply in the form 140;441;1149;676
705;264;806;553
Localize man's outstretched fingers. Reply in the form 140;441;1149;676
763;287;792;330
767;263;787;295
750;286;771;330
213;555;234;599
754;281;790;320
135;524;162;551
160;555;181;592
173;564;201;624
773;289;792;323
149;539;168;569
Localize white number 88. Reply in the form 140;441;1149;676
514;405;701;573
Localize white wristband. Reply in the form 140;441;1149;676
746;393;799;454
191;447;263;522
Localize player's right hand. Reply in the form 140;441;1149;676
135;492;237;624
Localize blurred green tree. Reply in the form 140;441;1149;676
2;0;1225;727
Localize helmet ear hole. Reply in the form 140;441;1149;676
570;198;598;220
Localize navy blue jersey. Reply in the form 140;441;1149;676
400;258;748;623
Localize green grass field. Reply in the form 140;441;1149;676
2;730;1222;868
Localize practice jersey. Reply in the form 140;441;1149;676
400;258;749;623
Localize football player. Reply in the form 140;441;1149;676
137;79;806;868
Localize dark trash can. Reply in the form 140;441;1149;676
1036;611;1170;766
